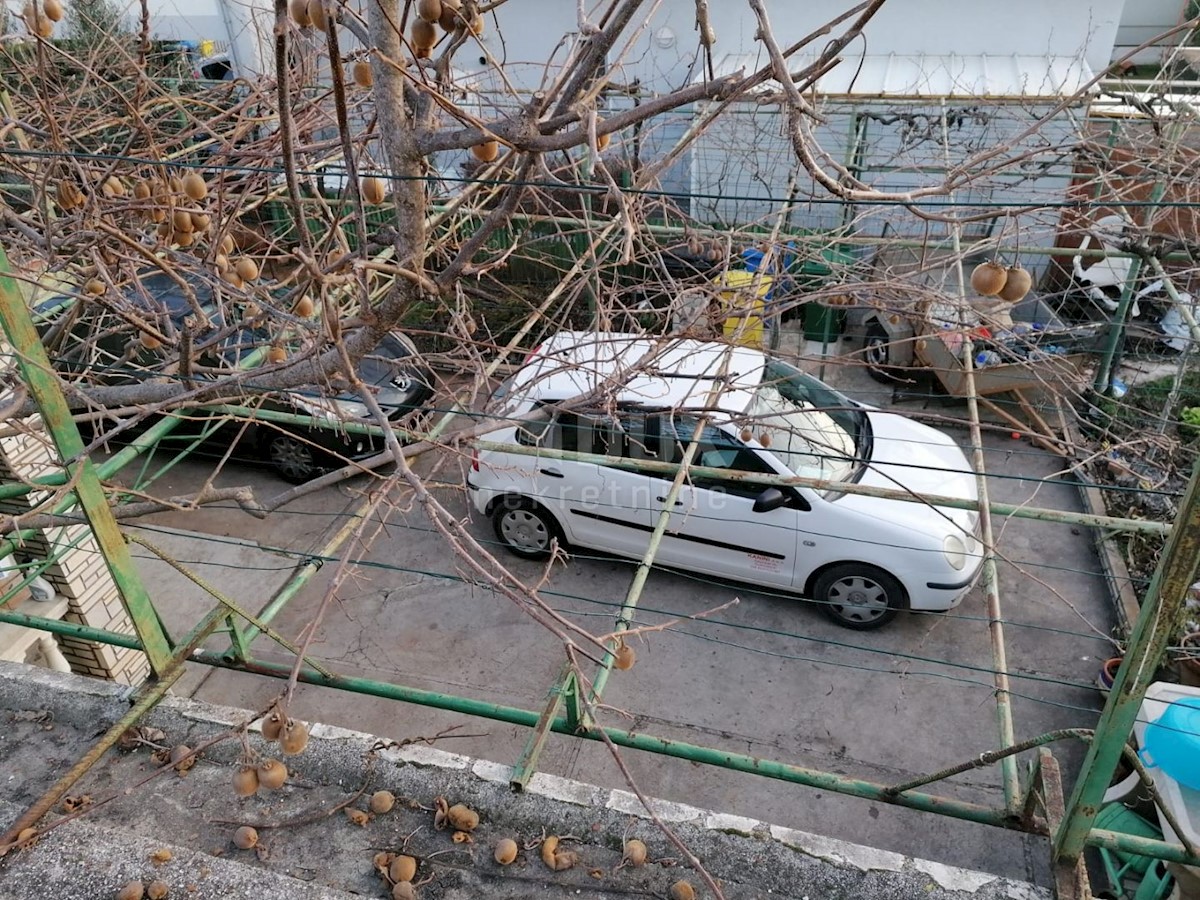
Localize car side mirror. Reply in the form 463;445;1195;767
752;487;788;513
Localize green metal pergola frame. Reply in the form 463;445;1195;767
2;218;1200;894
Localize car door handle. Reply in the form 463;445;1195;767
539;467;564;478
656;497;683;506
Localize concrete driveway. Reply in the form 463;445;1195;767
116;391;1116;890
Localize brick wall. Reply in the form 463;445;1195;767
0;410;150;685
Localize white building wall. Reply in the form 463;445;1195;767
475;0;1129;93
1114;0;1188;65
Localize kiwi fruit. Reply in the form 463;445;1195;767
470;141;499;163
232;765;259;797
362;177;387;204
446;803;479;832
411;18;437;50
307;0;327;30
288;0;310;27
389;854;417;883
234;258;259;282
257;758;288;790
613;641;636;670
493;838;518;865
261;709;285;741
369;790;395;814
623;838;647;866
352;60;373;88
279;718;309;755
182;172;207;201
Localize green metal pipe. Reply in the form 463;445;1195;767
188;648;1022;831
948;239;1020;811
239;492;384;645
0;245;172;674
1087;828;1200;869
1055;455;1200;861
939;103;1018;811
472;440;1171;536
425;206;1187;262
514;377;729;788
93;410;193;480
0;608;143;650
1091;255;1144;395
205;404;388;438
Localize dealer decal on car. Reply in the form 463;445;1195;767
747;552;784;573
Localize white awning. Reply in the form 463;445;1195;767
707;52;1096;101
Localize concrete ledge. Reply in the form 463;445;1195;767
0;661;1050;899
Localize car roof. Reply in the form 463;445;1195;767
36;272;216;322
512;332;767;419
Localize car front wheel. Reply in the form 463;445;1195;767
813;564;906;630
492;499;561;559
864;321;903;383
265;433;320;483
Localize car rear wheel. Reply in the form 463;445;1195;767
864;321;900;383
813;564;906;630
492;499;562;559
265;434;320;483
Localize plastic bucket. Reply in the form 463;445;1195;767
1141;697;1200;791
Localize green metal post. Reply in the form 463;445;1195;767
513;358;735;789
0;245;173;675
1091;255;1144;395
1055;455;1200;860
943;101;1019;811
1092;175;1169;395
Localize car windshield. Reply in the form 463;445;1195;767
749;359;870;492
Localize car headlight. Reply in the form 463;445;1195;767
943;534;968;570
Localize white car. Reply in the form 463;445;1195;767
468;333;983;629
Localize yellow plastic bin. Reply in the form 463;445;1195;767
716;270;771;347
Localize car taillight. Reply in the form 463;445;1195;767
471;449;479;472
522;343;543;365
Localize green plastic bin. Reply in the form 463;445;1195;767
803;302;846;343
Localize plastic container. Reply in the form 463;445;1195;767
1135;683;1200;851
974;350;1001;368
803;303;845;343
1141;696;1200;791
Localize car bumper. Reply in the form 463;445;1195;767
920;560;985;610
465;475;491;516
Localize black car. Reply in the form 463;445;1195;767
35;273;433;482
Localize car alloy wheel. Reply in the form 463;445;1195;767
267;434;318;483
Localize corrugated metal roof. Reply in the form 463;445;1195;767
709;52;1096;100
